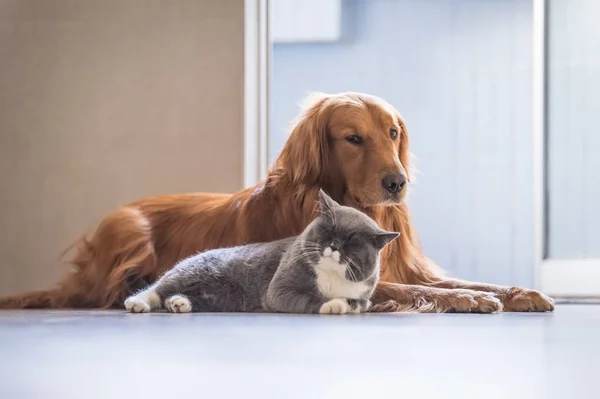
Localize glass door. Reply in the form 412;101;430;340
539;0;600;296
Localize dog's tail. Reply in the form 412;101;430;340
0;207;157;309
0;237;85;309
0;288;68;309
0;237;98;309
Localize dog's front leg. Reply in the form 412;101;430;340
370;281;502;313
427;279;554;312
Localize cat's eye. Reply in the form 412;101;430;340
321;224;335;236
345;135;363;145
390;129;399;140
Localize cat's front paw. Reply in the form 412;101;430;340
124;296;150;313
319;298;350;315
165;295;192;313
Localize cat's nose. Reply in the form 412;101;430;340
330;245;338;252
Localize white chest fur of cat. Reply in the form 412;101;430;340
314;246;373;314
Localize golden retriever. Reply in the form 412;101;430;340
0;92;554;312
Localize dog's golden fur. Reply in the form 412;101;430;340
0;92;554;313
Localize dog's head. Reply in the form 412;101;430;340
276;92;411;207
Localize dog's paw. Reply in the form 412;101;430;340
502;288;555;312
165;295;192;313
411;290;503;314
124;296;150;313
440;290;503;313
470;292;504;313
319;298;350;315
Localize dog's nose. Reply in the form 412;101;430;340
381;173;406;194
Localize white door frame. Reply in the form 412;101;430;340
243;0;270;188
532;0;600;298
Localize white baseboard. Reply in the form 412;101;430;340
540;259;600;297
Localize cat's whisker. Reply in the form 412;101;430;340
287;251;317;263
300;243;322;256
301;244;322;250
352;258;365;281
300;240;322;248
343;259;357;282
346;265;357;282
286;250;320;266
346;258;362;282
300;245;321;253
299;248;320;254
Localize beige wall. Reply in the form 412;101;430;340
0;0;245;295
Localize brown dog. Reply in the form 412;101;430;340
0;92;554;312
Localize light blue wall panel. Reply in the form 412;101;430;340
270;0;534;286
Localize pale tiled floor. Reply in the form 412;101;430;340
0;305;598;399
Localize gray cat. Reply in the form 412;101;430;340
124;190;399;315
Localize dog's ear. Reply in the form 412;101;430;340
396;112;412;182
277;92;331;184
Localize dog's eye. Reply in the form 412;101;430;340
390;129;399;140
345;135;363;145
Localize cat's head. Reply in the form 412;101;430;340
302;189;400;282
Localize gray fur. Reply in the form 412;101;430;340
125;190;399;314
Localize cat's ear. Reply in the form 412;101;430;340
373;231;400;249
318;189;339;215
